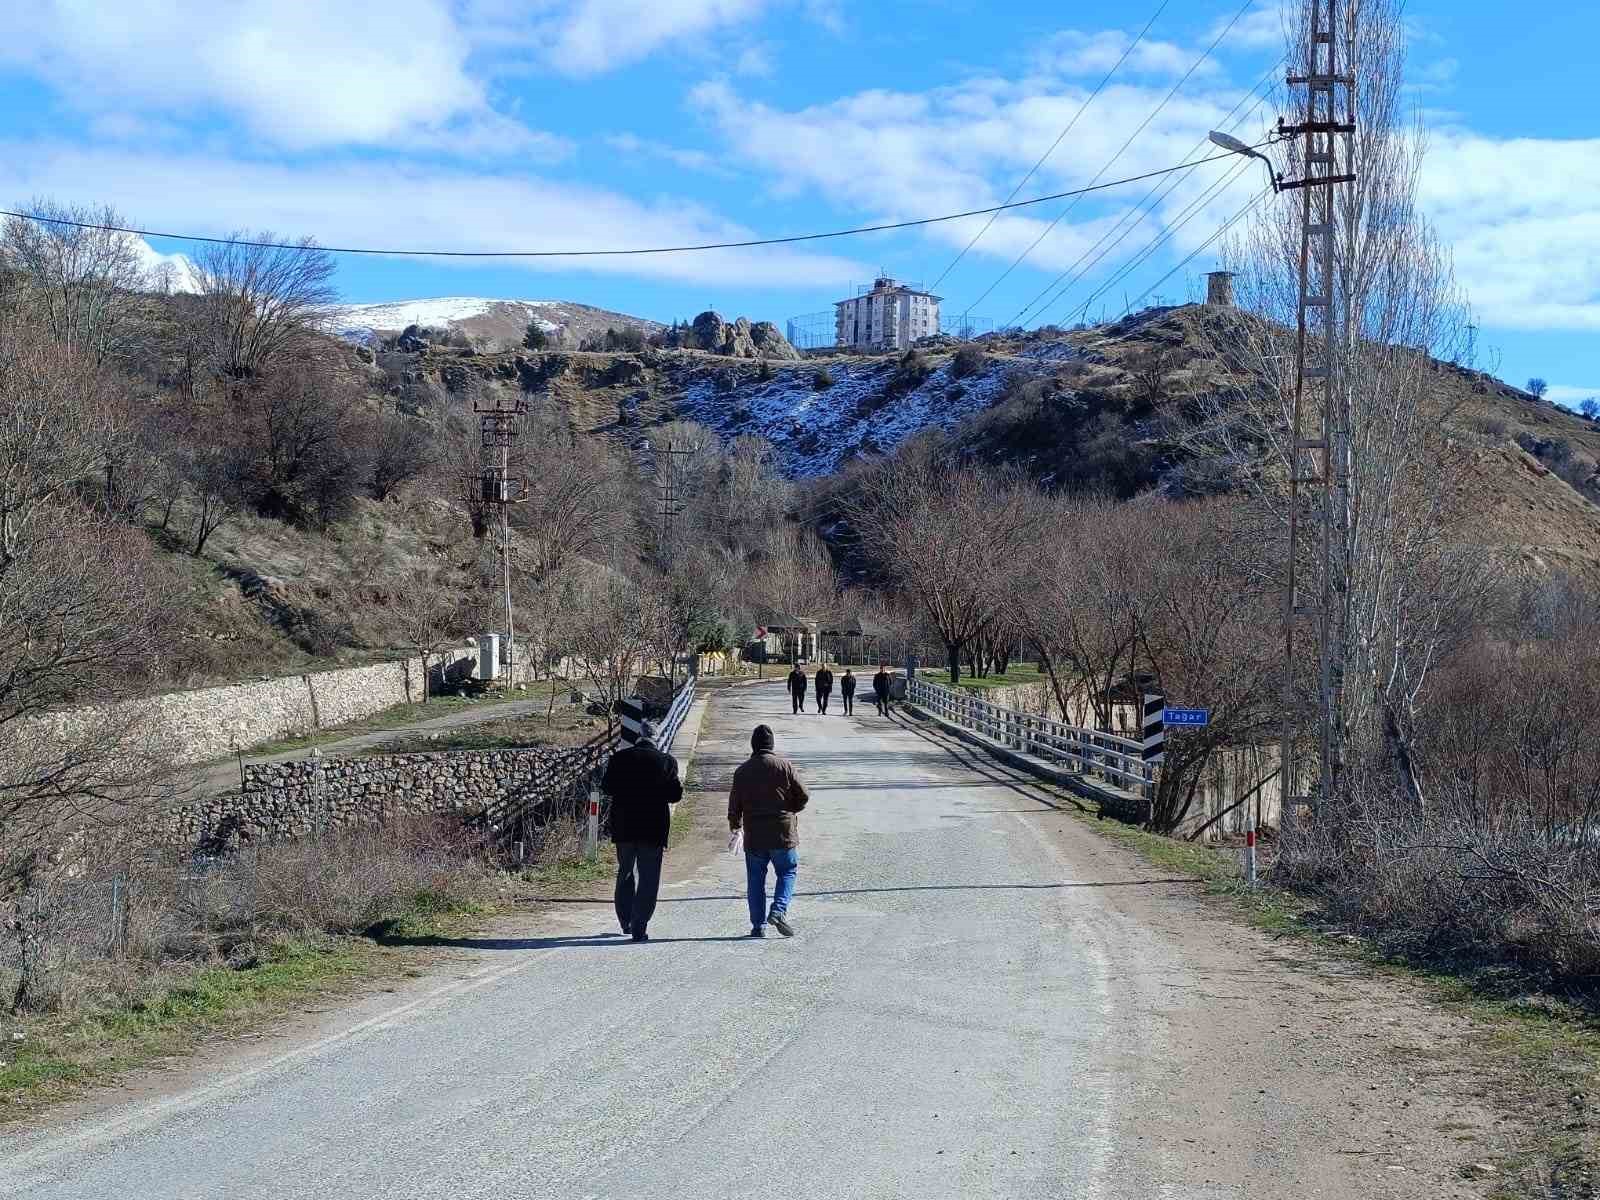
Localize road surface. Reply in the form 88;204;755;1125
0;683;1498;1198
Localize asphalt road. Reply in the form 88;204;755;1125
0;683;1498;1199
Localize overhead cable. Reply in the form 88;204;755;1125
0;147;1269;261
927;0;1174;292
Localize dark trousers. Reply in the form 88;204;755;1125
842;692;854;714
875;692;889;716
817;690;831;713
791;690;805;713
615;842;664;935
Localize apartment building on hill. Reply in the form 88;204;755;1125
834;277;941;351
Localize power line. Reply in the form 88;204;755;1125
0;150;1269;262
1010;57;1283;328
956;0;1260;321
927;0;1173;293
1103;185;1271;323
1050;158;1258;328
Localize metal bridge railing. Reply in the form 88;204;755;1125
906;676;1155;799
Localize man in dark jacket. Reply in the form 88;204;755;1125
839;668;857;715
728;724;809;938
601;721;682;942
787;665;807;714
814;663;834;714
872;665;893;716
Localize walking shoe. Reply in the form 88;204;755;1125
631;930;649;942
750;925;766;938
768;911;794;938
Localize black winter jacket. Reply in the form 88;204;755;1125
840;673;857;696
814;667;834;695
872;670;891;698
602;741;682;847
787;669;807;696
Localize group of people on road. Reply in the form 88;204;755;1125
604;665;901;942
787;663;894;718
604;665;900;942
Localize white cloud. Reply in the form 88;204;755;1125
735;43;776;78
131;238;200;294
0;1;558;155
1214;1;1289;52
604;133;736;178
1038;30;1219;79
1420;131;1600;332
0;142;867;290
533;0;771;76
688;74;1266;286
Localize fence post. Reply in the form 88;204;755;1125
586;785;600;860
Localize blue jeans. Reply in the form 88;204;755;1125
744;848;798;928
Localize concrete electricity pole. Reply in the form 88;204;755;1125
476;389;530;685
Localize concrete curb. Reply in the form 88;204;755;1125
904;704;1150;824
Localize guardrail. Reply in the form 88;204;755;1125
906;676;1155;800
658;675;697;754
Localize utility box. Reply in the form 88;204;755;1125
478;633;501;681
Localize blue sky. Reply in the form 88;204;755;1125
0;1;1595;406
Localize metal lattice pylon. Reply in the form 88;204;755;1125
1277;0;1356;842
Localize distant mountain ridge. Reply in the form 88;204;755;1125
333;296;663;351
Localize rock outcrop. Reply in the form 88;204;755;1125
688;310;801;360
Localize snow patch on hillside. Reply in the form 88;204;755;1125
679;357;1017;479
337;297;560;330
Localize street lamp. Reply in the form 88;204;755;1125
1208;131;1281;192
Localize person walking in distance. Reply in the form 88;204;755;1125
872;664;893;717
600;720;682;942
839;667;856;715
814;662;834;715
728;724;809;938
787;664;807;714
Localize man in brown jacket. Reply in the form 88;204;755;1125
728;724;809;938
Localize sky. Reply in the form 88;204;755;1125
0;0;1594;407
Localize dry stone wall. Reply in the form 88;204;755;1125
171;740;612;850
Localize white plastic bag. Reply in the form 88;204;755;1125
727;829;743;854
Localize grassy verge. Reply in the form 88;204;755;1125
236;688;551;759
364;707;599;756
943;665;1048;692
1064;802;1600;1197
0;893;488;1124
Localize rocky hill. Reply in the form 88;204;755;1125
392;302;1598;583
334;297;663;352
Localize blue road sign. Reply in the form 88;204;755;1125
1164;706;1209;728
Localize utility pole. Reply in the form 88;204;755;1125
1276;0;1356;850
656;441;690;562
476;389;529;686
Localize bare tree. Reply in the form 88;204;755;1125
388;570;470;700
1200;0;1490;817
849;445;1040;683
1;199;149;365
559;567;671;734
190;233;337;381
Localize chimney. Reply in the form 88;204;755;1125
1205;271;1236;307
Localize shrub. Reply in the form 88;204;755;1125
951;345;986;379
523;321;550;350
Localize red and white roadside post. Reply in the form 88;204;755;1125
1245;826;1257;885
586;787;601;861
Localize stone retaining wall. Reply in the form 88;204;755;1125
171;740;613;849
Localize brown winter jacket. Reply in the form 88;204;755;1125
728;749;810;851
